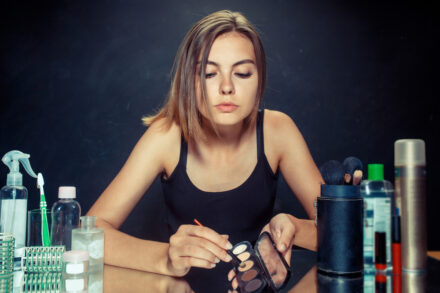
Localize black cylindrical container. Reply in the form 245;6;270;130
317;185;363;275
317;272;364;293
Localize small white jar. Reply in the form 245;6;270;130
62;250;89;292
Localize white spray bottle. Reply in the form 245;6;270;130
0;150;38;251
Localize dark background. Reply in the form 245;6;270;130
1;0;438;249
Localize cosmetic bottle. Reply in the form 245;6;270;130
51;186;81;251
0;151;38;259
71;216;104;273
394;139;426;272
360;164;393;273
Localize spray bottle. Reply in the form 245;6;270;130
0;150;38;251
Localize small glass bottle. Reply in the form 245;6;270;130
62;250;89;292
71;216;104;274
51;186;81;251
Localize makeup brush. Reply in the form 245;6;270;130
342;156;363;185
193;219;243;266
319;160;345;185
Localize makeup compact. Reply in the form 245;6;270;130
230;232;291;292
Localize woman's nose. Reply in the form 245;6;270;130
220;76;234;95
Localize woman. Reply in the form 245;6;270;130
87;10;323;279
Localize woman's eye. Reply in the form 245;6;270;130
205;72;216;79
235;72;252;78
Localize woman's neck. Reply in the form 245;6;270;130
193;118;255;154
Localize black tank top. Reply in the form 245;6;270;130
161;109;278;244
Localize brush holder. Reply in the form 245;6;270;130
317;185;363;275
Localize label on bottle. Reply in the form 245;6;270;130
0;199;27;247
66;263;85;274
364;197;392;265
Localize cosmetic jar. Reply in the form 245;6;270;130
62;250;89;292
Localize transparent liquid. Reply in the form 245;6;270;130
71;228;104;273
51;199;81;250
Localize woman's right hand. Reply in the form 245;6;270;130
167;224;233;276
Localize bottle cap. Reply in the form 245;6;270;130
368;164;384;181
58;186;76;199
394;139;426;166
63;250;89;262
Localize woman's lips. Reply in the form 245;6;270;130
215;103;238;112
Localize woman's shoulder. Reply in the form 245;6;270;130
263;109;304;155
263;109;299;134
138;118;181;159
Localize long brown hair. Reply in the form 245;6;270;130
142;10;266;141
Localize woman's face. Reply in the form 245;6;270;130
196;31;259;128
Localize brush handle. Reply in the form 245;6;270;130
40;195;51;246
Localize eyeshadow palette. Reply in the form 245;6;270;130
230;232;291;292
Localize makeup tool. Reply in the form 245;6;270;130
193;219;242;265
342;156;363;185
193;219;291;292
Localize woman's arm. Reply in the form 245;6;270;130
87;121;232;276
265;110;324;251
87;120;177;274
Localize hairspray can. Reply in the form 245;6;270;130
394;139;426;272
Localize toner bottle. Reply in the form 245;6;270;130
360;164;393;272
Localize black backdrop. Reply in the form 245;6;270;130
1;0;438;249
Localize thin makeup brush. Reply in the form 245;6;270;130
193;219;242;266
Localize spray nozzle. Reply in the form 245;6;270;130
2;150;38;186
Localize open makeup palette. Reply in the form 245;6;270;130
230;232;291;292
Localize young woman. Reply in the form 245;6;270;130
87;10;323;278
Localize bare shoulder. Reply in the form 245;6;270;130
125;118;181;177
264;109;302;149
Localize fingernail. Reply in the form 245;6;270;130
228;274;232;281
211;263;216;268
215;257;220;263
279;244;286;252
226;242;233;250
225;255;232;262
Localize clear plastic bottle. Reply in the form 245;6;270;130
0;151;38;252
51;186;81;251
71;216;104;274
360;164;393;273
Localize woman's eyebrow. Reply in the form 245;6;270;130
203;59;256;67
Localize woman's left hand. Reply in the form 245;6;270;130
260;213;295;265
228;213;295;291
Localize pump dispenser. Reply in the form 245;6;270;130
0;150;38;251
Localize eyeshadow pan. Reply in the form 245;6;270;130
238;260;254;272
240;269;258;282
245;278;263;292
233;244;248;255
237;252;251;262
